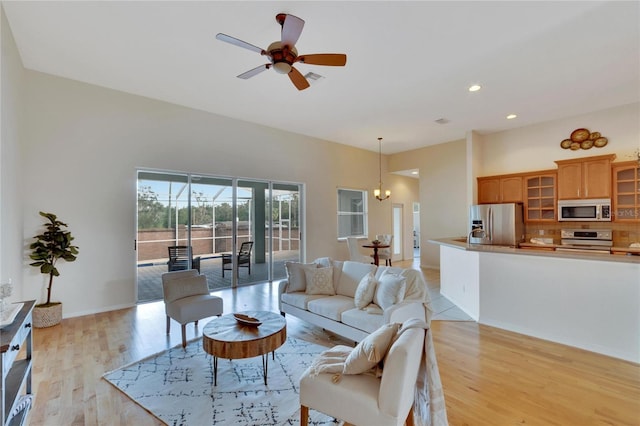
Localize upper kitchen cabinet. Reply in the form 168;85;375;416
555;154;616;200
477;174;523;204
612;160;640;222
524;171;556;222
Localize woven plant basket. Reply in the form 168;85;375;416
33;303;62;328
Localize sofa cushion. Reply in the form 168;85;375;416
305;266;335;295
285;262;317;293
341;308;385;334
314;258;344;291
374;272;407;310
281;292;327;310
354;272;377;309
337;261;377;298
343;322;401;375
307;295;355;321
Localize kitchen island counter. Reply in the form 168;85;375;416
429;237;640;363
430;237;640;264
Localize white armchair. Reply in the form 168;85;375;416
161;269;223;348
300;327;425;426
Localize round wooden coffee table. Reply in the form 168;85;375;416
202;311;286;385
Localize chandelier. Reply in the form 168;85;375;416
374;137;390;201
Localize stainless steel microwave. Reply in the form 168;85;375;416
558;198;611;221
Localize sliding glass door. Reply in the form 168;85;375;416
136;170;302;303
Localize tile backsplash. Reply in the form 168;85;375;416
525;222;640;246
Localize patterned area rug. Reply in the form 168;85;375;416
103;337;341;426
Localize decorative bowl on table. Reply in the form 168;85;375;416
371;240;381;245
233;313;262;327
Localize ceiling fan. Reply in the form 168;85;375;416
216;13;347;91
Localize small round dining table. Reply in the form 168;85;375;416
362;243;390;266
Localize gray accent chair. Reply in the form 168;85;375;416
161;269;223;347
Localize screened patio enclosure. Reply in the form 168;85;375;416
136;170;302;303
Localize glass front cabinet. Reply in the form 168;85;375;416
524;172;556;222
613;161;640;222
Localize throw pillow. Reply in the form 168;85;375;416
354;272;377;309
343;323;401;375
305;266;335;295
373;273;407;310
285;262;317;293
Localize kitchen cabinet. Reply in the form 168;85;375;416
555;154;615;200
612;160;640;221
524;171;556;222
1;301;34;426
477;174;523;204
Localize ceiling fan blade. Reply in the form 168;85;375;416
216;33;264;54
237;64;271;79
288;66;310;91
280;14;305;47
297;54;347;66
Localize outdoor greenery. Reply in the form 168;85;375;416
137;186;299;230
29;211;79;306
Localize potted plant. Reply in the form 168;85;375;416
29;211;79;328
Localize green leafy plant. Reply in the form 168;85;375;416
29;212;79;306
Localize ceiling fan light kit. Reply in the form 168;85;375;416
216;12;347;90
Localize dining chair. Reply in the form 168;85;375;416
372;234;393;266
346;237;371;263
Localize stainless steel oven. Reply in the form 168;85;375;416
558;229;612;253
558;199;611;222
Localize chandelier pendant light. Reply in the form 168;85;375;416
374;137;391;201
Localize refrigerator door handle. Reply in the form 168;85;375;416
488;207;493;241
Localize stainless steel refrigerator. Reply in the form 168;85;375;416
469;203;524;246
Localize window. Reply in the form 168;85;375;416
337;188;368;238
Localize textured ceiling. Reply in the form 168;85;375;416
3;1;639;154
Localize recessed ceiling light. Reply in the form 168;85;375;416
468;84;482;92
411;171;418;175
506;114;517;119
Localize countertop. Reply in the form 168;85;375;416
429;237;640;264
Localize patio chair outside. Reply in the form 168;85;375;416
167;245;201;273
222;241;253;278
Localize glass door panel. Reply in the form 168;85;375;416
190;175;233;290
271;183;302;281
137;171;190;303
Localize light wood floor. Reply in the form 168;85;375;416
26;260;639;425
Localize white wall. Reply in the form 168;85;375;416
18;69;415;317
390;139;468;268
478;103;640;176
440;245;479;320
0;6;25;303
479;252;640;363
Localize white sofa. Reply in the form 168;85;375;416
278;258;429;342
